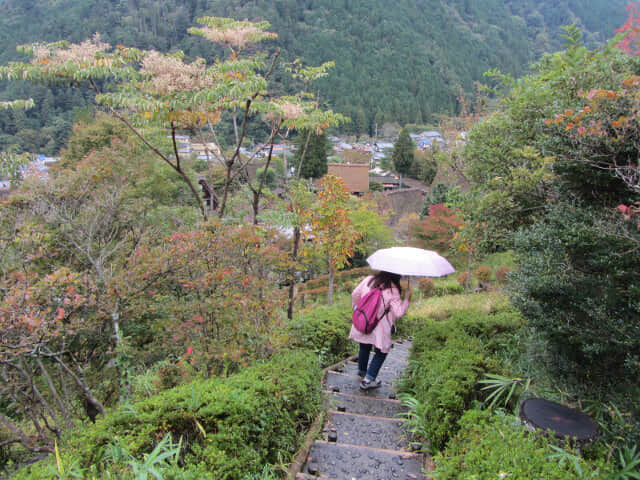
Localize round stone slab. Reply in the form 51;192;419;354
519;398;598;441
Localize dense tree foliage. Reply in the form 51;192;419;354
0;120;389;456
461;27;640;383
409;149;438;185
409;204;463;254
0;0;627;153
391;128;414;175
293;130;331;179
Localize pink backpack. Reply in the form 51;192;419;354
352;287;390;334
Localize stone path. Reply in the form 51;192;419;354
295;340;426;480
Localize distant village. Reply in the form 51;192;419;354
1;130;450;204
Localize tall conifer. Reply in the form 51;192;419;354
392;128;414;175
294;130;331;179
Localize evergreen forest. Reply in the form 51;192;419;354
0;0;628;154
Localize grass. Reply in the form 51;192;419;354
481;251;517;270
407;291;511;321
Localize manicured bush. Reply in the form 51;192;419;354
475;265;493;283
406;332;494;450
402;309;523;451
410;309;523;358
456;271;469;287
288;301;354;367
417;277;435;297
495;265;511;284
434;409;609;479
13;350;323;480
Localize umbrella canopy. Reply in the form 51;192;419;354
366;247;455;277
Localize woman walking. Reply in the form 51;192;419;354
350;271;411;390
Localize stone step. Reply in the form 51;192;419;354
324;392;406;419
335;359;409;382
302;441;424;480
296;473;337;480
325;411;408;450
325;371;397;400
389;341;412;361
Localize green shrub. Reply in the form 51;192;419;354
288;301;354;367
404;332;496;451
410;310;523;358
510;204;640;381
433;278;464;296
402;309;523;450
14;351;323;480
434;409;609;479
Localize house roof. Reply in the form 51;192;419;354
191;142;221;155
398;177;430;192
370;175;400;185
327;163;369;193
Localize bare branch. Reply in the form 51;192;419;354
0;412;53;453
46;349;105;419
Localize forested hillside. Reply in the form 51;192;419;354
0;0;627;154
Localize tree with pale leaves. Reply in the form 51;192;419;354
0;18;346;221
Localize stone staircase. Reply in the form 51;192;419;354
295;340;426;480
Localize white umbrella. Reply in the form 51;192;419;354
366;247;455;277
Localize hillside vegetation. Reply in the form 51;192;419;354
0;12;639;477
0;0;627;154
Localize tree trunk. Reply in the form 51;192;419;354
251;139;276;225
287;225;301;320
36;358;72;428
50;353;105;421
296;130;313;179
465;250;472;293
327;265;335;306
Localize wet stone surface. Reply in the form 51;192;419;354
339;358;410;381
305;442;423;480
326;412;408;450
324;392;406;419
299;339;424;479
325;371;396;399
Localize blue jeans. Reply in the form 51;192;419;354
357;343;387;381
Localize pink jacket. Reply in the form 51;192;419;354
348;276;409;353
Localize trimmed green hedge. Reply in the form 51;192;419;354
288;301;355;367
434;409;609;479
14;350;323;480
402;309;523;450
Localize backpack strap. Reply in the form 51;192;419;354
380;289;391;323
